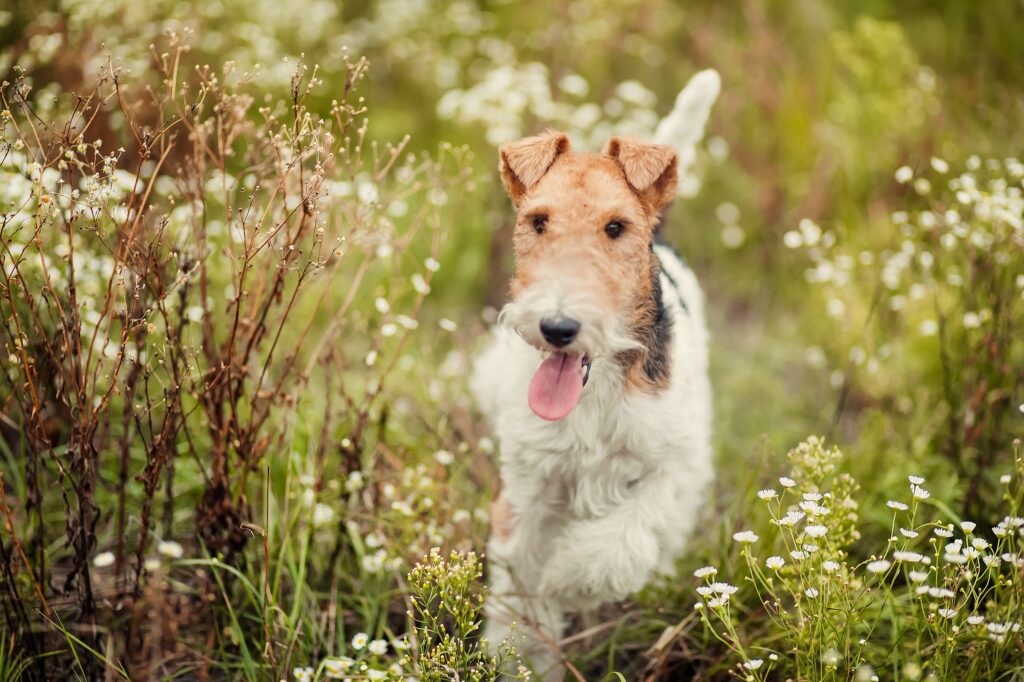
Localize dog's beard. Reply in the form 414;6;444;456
498;285;642;360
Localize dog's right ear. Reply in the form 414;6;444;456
498;131;571;205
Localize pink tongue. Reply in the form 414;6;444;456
527;352;584;421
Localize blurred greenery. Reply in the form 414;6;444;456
2;0;1024;679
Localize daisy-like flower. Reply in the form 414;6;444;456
911;485;930;500
366;669;387;681
696;586;714;597
732;530;759;544
967;615;985;626
866;560;891;574
157;540;184;559
323;657;355;679
909;570;928;583
693;566;718;579
293;667;314;682
887;500;909;511
743;659;764;671
779;477;796;488
351;632;369;650
971;537;989;550
766;556;786;570
899;528;919;538
944;553;967;564
804;587;820;598
908;475;925;485
804;525;827;538
822;560;840;573
707;596;728;608
791;550;807;560
893;551;924;563
778;511;806;527
938;607;957;619
802;492;824;502
1001;474;1012;485
960;521;977;533
368;639;388;655
711;582;739;595
895;166;914;184
93;551;115;568
934;527;954;538
757;489;777;500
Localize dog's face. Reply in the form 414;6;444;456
497;131;678;420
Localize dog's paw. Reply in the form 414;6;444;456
538;530;658;610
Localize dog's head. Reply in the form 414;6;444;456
497;130;678;420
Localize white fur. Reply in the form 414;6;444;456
471;246;713;679
654;68;721;198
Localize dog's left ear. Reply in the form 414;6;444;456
603;136;678;213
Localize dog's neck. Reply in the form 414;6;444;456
617;246;673;393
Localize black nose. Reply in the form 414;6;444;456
540;317;580;348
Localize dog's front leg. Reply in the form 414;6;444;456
537;476;671;610
485;494;567;680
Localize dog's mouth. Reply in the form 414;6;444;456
527;351;591;421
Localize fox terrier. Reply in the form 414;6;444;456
471;128;714;677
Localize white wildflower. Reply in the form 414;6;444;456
960;521;976;533
934;527;954;538
93;551;115;568
805;525;828;538
899;528;919;538
938;607;957;619
157;540;184;559
887;500;909;511
743;659;764;671
895;166;914;184
433;449;454;465
911;485;930;500
909;570;928;583
732;530;759;544
757;489;777;500
866;560;891;574
766;556;785;570
822;560;840;573
966;615;984;626
804;587;820;598
351;632;368;650
908;475;925;485
779;477;796;488
368;639;388;655
893;551;923;563
693;566;718;579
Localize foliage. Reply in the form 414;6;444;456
1;0;1023;680
696;437;1024;681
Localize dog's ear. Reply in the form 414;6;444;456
499;131;571;205
602;136;678;212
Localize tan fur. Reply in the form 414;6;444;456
491;493;514;542
500;132;678;393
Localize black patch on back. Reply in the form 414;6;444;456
653;233;689;314
641;261;673;385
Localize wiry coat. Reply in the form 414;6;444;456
472;130;713;677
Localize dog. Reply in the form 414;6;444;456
471;129;714;678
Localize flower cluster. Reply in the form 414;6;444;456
695;437;1024;681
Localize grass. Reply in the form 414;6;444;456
1;0;1023;680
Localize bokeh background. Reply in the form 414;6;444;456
1;0;1023;679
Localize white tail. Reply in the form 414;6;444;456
653;69;721;197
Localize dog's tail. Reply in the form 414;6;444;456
653;69;721;199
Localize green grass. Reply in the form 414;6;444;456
1;0;1023;680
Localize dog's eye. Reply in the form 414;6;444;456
532;215;548;234
604;221;625;239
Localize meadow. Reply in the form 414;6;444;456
1;1;1023;679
